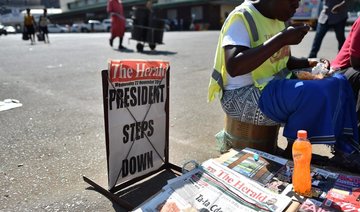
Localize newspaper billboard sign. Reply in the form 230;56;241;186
102;59;170;190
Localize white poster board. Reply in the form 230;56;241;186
103;59;170;189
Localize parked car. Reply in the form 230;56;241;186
80;20;104;32
47;24;67;33
70;23;82;32
102;19;111;32
4;25;16;34
0;24;7;35
101;18;133;32
347;11;360;25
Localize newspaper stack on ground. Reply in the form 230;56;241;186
224;148;360;211
133;159;292;212
133;148;360;211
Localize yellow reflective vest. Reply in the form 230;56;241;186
208;4;290;102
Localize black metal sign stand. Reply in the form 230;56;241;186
83;67;182;211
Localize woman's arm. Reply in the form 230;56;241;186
225;24;310;77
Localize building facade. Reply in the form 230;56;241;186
0;0;59;8
4;0;359;31
50;0;239;30
0;0;60;27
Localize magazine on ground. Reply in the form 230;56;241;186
275;161;338;201
220;148;338;202
134;159;292;212
298;198;338;212
321;174;360;211
265;177;290;194
333;174;360;192
222;148;288;186
323;188;360;211
310;168;338;200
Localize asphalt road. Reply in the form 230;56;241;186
0;29;343;211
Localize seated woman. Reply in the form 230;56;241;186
208;0;359;171
328;17;360;169
331;17;360;137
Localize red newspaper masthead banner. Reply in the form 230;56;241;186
108;60;169;83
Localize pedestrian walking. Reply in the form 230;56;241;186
24;8;36;45
107;0;126;50
39;8;50;43
309;0;348;58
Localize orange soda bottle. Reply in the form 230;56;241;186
292;130;312;196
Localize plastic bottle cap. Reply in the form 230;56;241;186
253;153;259;162
297;130;307;139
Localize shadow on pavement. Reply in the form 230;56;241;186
114;48;135;53
140;50;177;55
113;48;177;55
114;169;178;207
85;169;180;211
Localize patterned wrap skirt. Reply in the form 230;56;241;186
220;85;278;126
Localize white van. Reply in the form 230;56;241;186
102;19;111;32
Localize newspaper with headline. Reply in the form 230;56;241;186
134;159;292;212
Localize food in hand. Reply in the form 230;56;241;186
296;71;324;80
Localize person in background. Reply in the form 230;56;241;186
330;17;360;160
309;0;348;58
208;0;360;171
39;8;50;43
146;0;153;12
107;0;126;50
24;8;36;45
134;0;153;50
